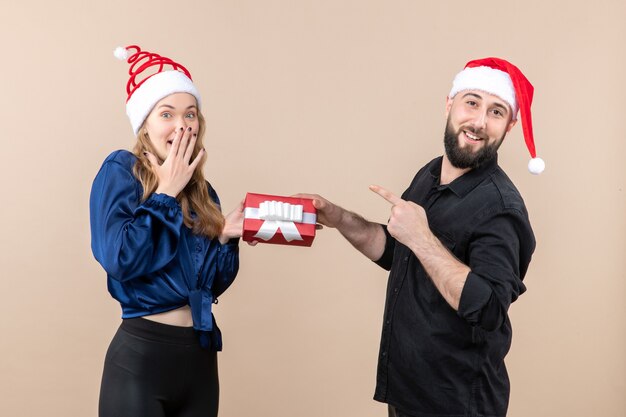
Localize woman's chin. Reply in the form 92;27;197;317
157;147;169;160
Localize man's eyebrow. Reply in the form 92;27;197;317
461;92;509;114
461;92;483;100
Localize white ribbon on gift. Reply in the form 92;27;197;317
244;200;317;242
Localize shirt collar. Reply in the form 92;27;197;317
428;155;499;198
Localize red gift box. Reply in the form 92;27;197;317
243;193;317;247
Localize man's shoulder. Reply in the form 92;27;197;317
422;156;443;172
402;157;442;198
487;166;528;213
411;156;442;182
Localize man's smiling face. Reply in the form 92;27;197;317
443;90;517;170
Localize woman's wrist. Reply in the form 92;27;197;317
155;185;178;198
219;220;243;244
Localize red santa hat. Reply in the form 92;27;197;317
113;45;201;135
449;57;545;174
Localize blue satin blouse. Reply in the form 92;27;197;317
89;150;239;350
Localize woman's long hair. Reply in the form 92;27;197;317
131;112;225;238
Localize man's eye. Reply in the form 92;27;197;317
492;109;503;117
467;101;477;106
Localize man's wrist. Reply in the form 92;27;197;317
336;207;350;229
410;229;439;258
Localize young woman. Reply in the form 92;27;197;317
90;45;243;417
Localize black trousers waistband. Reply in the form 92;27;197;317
121;317;198;345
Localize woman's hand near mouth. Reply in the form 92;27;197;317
145;126;205;198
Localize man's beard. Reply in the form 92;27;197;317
443;119;504;170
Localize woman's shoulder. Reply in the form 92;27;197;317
93;149;138;184
102;149;137;170
92;150;142;200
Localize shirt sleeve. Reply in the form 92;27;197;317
373;224;396;271
89;160;184;282
206;184;239;298
457;210;533;331
374;182;416;271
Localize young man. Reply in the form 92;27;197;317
298;58;543;417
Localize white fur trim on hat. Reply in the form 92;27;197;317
449;66;518;119
126;70;201;135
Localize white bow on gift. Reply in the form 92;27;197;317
244;201;316;242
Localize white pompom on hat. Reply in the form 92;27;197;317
449;57;545;175
113;45;201;135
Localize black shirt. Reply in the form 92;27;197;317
374;156;535;417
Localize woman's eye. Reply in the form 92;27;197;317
161;112;172;118
185;112;196;119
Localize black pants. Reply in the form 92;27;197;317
99;318;219;417
388;405;412;417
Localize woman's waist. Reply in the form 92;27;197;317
120;316;198;345
142;304;193;327
114;284;217;331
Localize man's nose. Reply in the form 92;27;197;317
471;111;487;130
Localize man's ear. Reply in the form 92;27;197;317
506;119;517;133
445;96;453;118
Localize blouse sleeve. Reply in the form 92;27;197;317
206;183;239;298
213;241;240;298
89;158;184;282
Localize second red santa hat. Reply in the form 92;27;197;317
449;57;545;175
